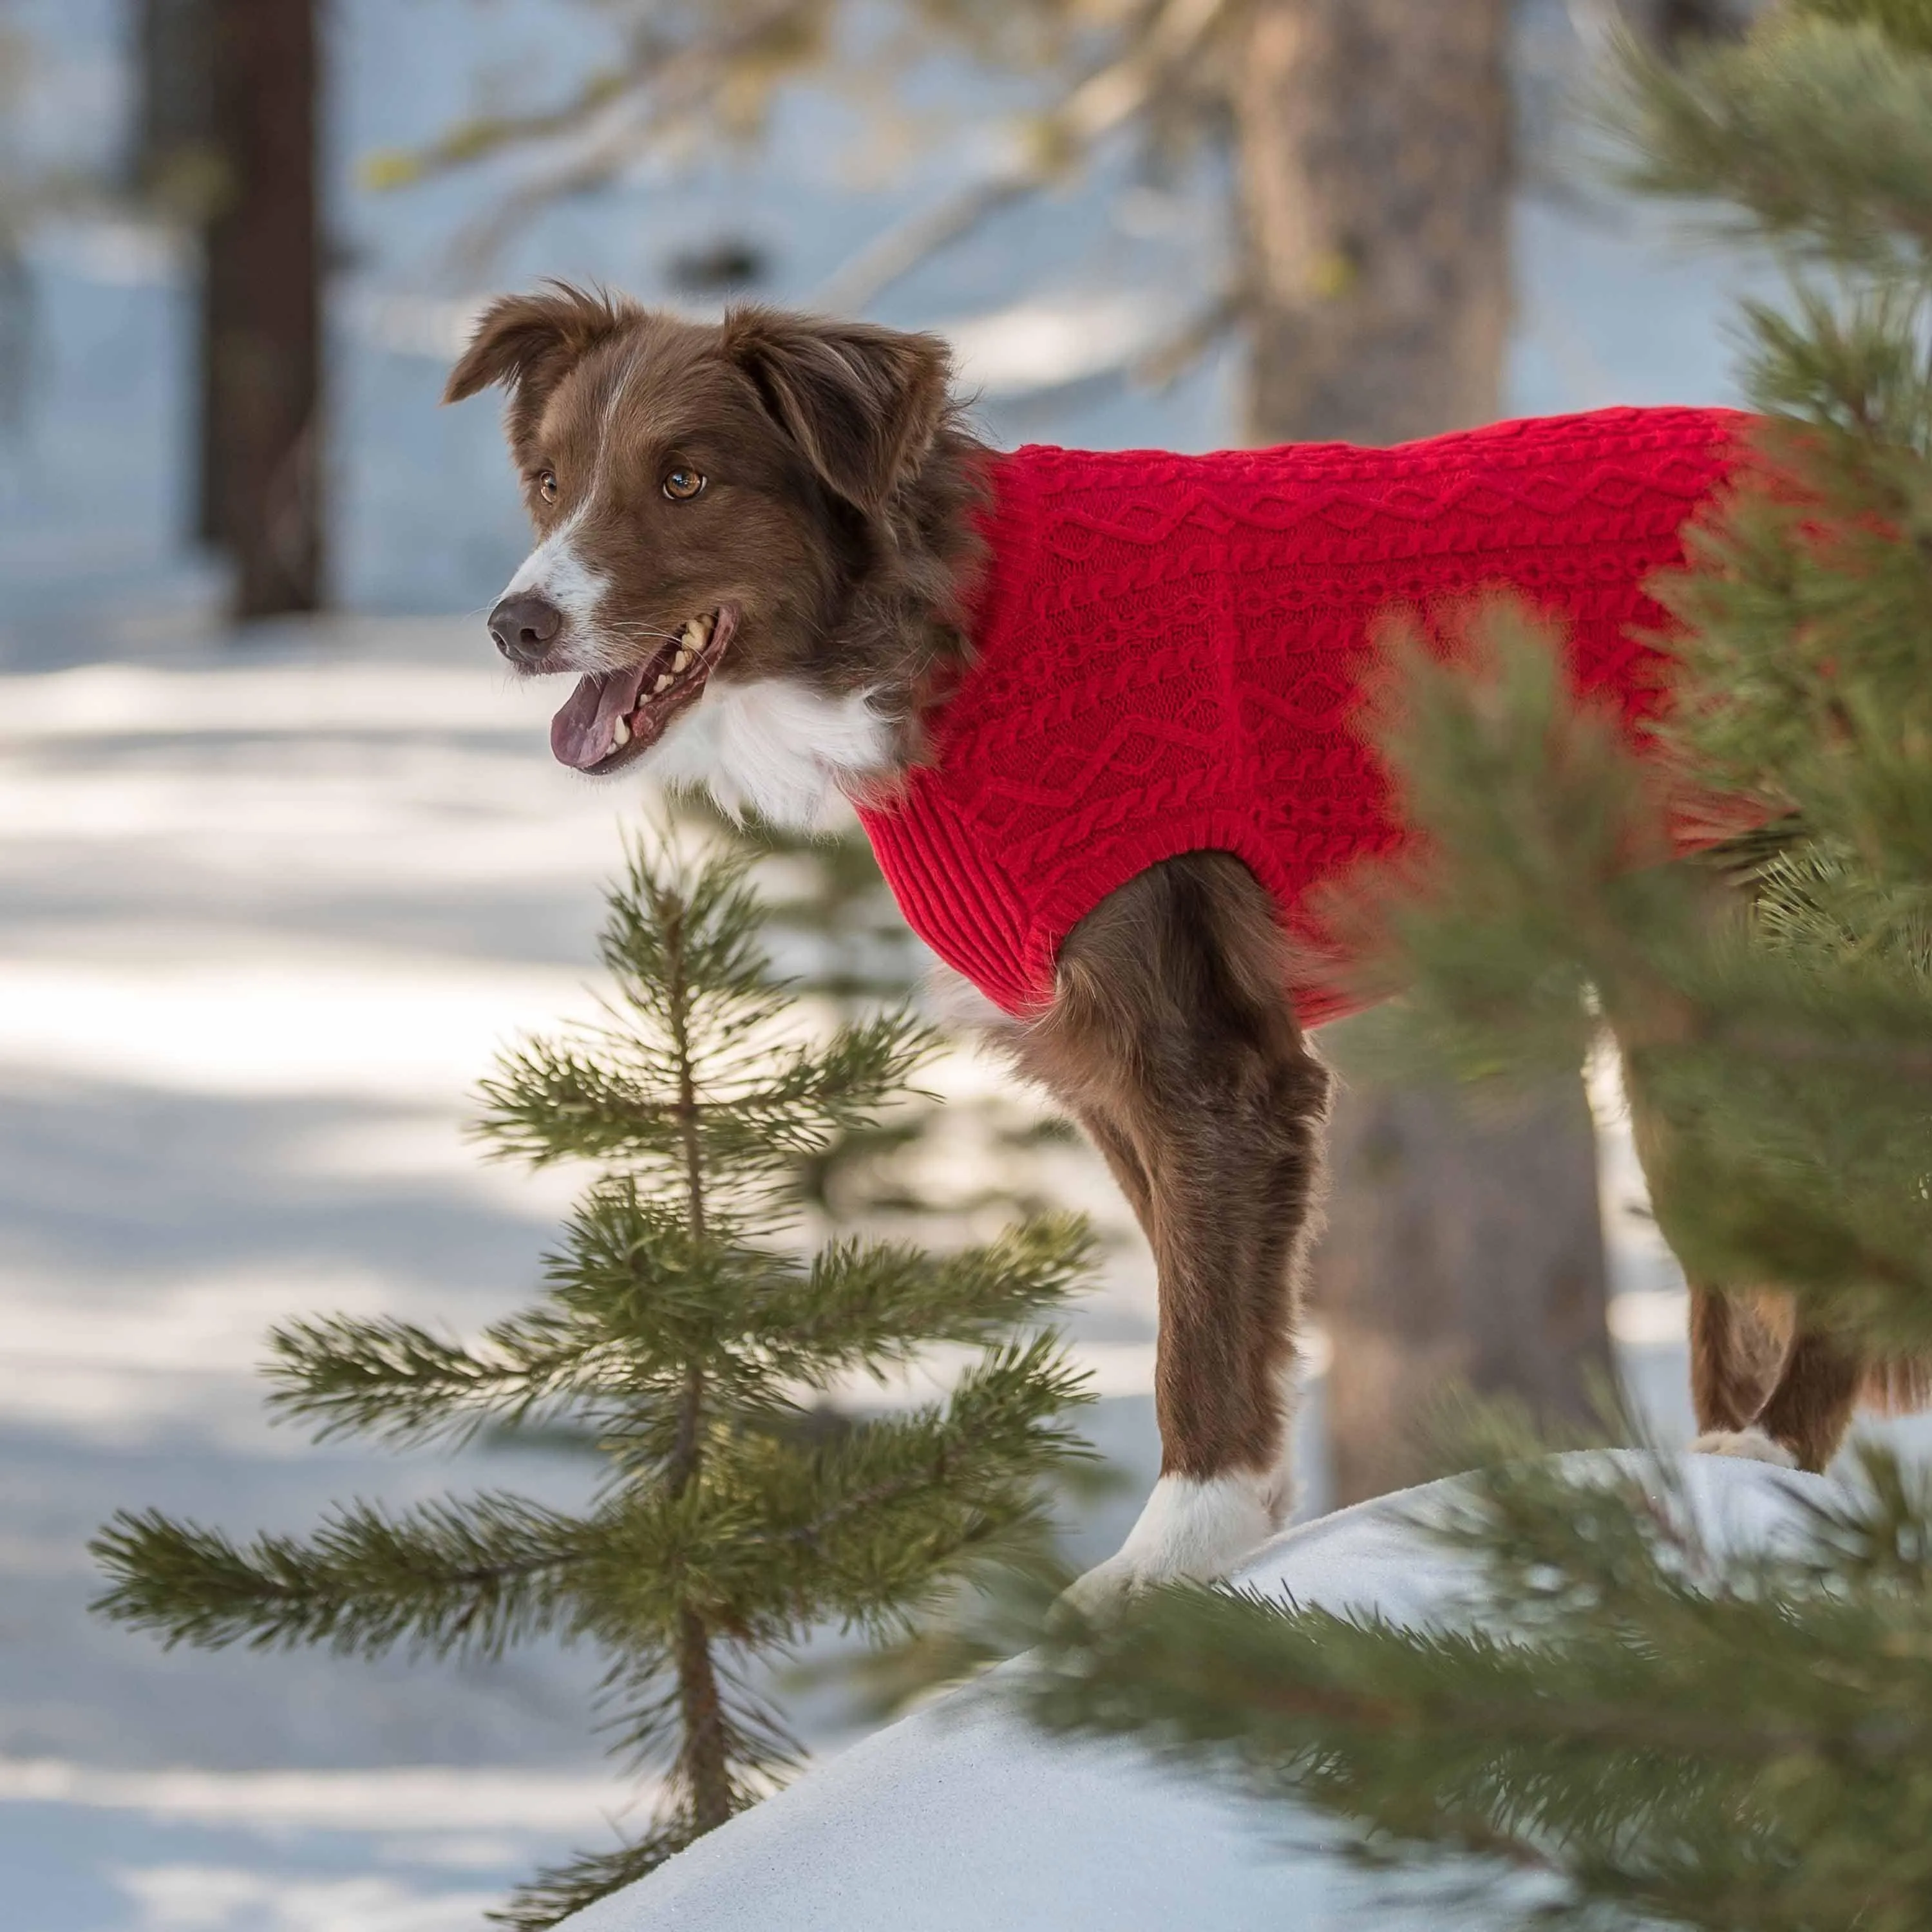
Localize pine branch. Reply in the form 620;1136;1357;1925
762;1213;1099;1379
1309;591;1932;1344
263;1209;786;1448
503;1336;1092;1651
474;1005;938;1175
1611;12;1932;270
267;1215;1095;1478
543;1185;789;1353
90;1492;613;1662
1309;601;1709;1082
261;1311;618;1448
492;1819;698;1932
694;1335;1096;1636
1032;1444;1932;1932
600;828;774;1020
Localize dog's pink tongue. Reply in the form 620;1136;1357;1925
551;669;646;770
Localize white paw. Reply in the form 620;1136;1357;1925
1058;1549;1157;1619
1062;1473;1276;1616
1690;1427;1799;1469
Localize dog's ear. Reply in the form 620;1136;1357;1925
721;308;952;515
442;283;634;433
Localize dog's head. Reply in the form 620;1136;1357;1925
444;283;958;786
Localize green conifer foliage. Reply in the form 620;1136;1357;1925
1029;6;1932;1926
91;828;1094;1927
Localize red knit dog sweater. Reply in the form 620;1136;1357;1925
854;406;1748;1026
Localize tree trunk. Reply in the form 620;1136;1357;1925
1232;0;1613;1504
1233;0;1510;446
201;0;323;617
1316;1065;1612;1504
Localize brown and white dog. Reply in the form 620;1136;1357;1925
446;283;1898;1602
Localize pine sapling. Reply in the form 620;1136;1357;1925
92;826;1095;1927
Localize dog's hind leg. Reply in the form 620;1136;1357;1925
1007;852;1331;1605
1687;1285;1774;1437
1615;835;1895;1472
1734;1324;1861;1472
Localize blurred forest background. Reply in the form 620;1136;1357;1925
0;2;1857;1929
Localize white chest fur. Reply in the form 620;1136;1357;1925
647;677;895;830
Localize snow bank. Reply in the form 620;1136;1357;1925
574;1451;1826;1931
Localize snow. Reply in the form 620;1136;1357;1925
574;1452;1828;1932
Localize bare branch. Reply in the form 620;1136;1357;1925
431;0;827;271
811;175;1038;318
813;0;1235;315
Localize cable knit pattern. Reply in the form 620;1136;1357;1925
855;406;1750;1025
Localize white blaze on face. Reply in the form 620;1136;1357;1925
498;508;615;667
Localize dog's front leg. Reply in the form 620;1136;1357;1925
1009;854;1331;1607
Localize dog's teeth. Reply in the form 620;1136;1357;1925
654;673;672;694
612;716;631;749
672;647;692;672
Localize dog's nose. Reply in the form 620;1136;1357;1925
489;593;563;665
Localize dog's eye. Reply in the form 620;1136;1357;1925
662;468;706;502
536;470;558;504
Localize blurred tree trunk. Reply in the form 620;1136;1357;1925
1231;0;1612;1504
200;0;323;617
1233;0;1510;445
1316;1066;1613;1504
